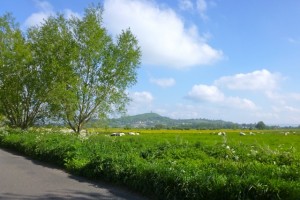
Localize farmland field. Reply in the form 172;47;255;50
0;128;300;199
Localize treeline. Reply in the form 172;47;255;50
105;113;244;130
102;113;297;130
0;5;141;133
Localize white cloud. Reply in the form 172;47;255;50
182;70;300;123
226;97;257;110
215;69;282;91
25;0;54;27
187;84;224;102
24;1;80;27
131;91;154;103
25;12;52;27
187;84;257;110
150;78;176;88
103;0;222;69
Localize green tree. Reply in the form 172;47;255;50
255;121;266;130
68;6;141;133
30;5;141;133
0;5;141;132
28;14;78;127
0;13;47;129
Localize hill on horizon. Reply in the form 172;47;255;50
108;112;241;129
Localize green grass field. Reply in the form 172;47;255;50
0;128;300;199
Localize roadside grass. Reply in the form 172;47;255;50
0;128;300;199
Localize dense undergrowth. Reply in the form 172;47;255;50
0;128;300;199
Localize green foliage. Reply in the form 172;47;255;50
256;121;267;130
1;128;300;199
0;5;141;132
36;5;141;133
0;115;8;126
55;7;141;132
0;13;48;129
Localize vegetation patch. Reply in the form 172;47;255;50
1;128;300;199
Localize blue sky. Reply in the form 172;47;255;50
1;0;300;125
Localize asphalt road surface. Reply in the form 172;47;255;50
0;148;147;200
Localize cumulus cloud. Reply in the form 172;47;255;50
131;91;154;104
138;68;300;123
103;0;222;69
187;84;224;102
24;12;51;27
226;97;257;110
187;84;257;110
184;69;300;123
150;78;176;88
215;69;282;91
24;0;80;27
24;0;54;27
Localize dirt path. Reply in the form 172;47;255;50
0;148;147;200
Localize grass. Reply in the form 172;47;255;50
0;127;300;199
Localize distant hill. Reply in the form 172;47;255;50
108;113;240;129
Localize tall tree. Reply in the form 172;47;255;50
29;5;141;133
28;14;78;125
0;5;141;132
0;13;46;129
64;6;141;133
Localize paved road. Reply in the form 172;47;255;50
0;148;147;200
